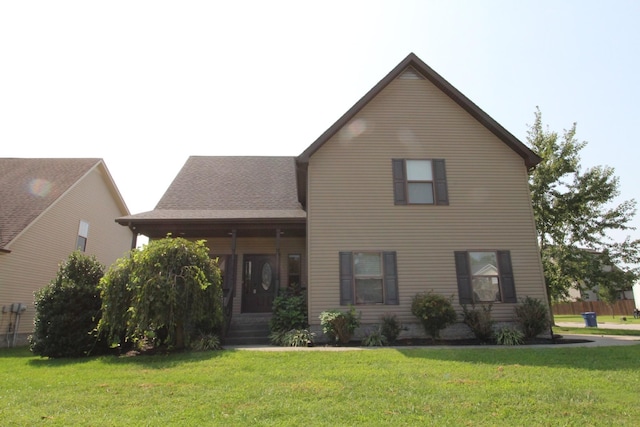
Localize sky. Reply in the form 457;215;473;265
2;1;639;244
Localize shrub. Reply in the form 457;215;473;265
99;237;223;350
461;303;495;342
269;329;315;347
380;314;404;344
319;306;360;344
411;292;457;341
362;328;388;347
283;329;315;347
495;327;524;345
270;293;308;334
30;251;110;358
191;334;221;351
269;330;287;346
514;297;550;339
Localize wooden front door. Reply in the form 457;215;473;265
242;255;277;313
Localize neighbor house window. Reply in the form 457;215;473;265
76;220;89;252
339;251;398;305
454;250;517;304
392;159;448;205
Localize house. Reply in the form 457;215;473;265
563;250;635;302
0;158;132;346
116;53;548;342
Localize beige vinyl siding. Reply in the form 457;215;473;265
203;236;306;316
0;165;132;337
307;75;545;325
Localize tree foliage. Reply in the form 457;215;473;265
527;108;640;301
30;251;110;358
99;237;223;350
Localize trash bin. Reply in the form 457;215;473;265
581;312;598;327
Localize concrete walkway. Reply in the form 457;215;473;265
555;321;640;330
226;331;640;351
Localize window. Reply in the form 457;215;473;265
76;220;89;252
454;250;517;304
288;254;301;287
339;251;398;305
392;159;448;205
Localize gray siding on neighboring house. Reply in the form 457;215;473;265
306;74;546;326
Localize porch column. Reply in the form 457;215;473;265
128;223;138;249
231;229;237;296
275;228;281;293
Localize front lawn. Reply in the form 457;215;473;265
2;345;640;426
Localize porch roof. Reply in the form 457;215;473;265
116;156;306;238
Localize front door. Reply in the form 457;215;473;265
242;255;277;313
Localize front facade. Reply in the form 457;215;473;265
118;53;549;340
0;159;132;345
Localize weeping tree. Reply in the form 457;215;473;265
99;237;223;350
527;108;640;304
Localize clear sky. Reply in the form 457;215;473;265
2;1;639;244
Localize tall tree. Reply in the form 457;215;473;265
527;108;640;302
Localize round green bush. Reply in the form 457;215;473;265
30;251;110;358
411;292;457;340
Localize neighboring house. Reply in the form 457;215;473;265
565;251;635;302
568;282;634;302
0;158;132;346
116;53;548;341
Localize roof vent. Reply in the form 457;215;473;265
399;67;424;80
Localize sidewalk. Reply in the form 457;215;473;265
227;332;640;351
555;321;640;330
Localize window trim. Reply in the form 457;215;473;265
392;158;448;205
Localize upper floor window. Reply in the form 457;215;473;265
76;220;89;252
392;159;448;205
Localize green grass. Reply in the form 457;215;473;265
2;345;640;426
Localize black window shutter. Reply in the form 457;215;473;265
392;159;407;205
339;252;354;305
433;159;449;205
454;251;473;304
497;250;517;303
383;251;399;305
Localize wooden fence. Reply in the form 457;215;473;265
552;299;636;316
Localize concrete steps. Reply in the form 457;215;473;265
224;314;272;346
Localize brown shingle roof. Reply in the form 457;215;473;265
118;156;305;222
0;158;101;249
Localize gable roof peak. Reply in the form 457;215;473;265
297;52;541;170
